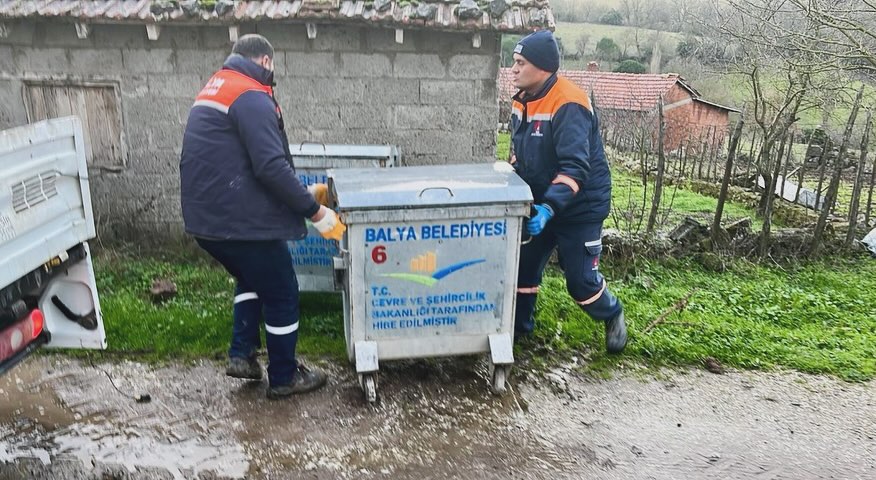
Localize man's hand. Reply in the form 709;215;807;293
311;205;346;241
526;204;554;236
308;183;330;207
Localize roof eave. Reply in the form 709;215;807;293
693;97;741;113
0;2;556;35
0;15;539;34
672;76;701;98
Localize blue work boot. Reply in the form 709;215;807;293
266;365;327;399
226;356;263;380
605;310;628;354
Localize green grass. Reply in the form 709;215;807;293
497;130;511;162
496;131;510;160
798;173;864;219
609;168;764;231
722;134;864;220
531;257;876;382
93;255;347;361
90;252;876;382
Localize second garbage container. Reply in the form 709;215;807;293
286;143;398;292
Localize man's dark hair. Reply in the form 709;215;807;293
231;34;274;60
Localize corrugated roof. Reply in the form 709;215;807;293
498;67;737;113
0;0;554;33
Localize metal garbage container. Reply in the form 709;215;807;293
287;143;398;292
328;163;533;402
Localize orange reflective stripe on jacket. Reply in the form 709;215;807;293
192;69;274;114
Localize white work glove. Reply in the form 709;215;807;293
493;161;515;173
311;205;346;241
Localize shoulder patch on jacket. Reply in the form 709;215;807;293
192;69;273;114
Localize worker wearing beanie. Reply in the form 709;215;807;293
509;29;626;354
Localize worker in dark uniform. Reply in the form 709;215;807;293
509;30;627;353
180;34;345;398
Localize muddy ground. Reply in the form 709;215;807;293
1;354;873;479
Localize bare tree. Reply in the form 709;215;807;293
648;98;667;234
619;29;636;58
714;118;746;246
780;131;794;199
867;149;876;226
813;85;865;255
815;137;831;210
576;33;591;57
620;0;649;27
760;131;792;257
719;0;876;75
783;0;876;73
650;39;663;73
745;130;759;181
846;110;873;246
702;0;858;221
794;130;817;203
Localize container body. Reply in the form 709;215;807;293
330;163;532;362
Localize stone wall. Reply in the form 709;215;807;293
0;21;500;242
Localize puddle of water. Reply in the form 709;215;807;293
1;356;251;479
232;357;551;478
0;362;78;431
0;422;249;479
2;355;570;479
52;423;249;479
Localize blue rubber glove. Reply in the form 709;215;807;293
527;204;554;236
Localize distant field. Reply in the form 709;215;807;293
554;21;683;58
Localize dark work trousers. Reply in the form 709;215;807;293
196;238;300;387
515;221;623;337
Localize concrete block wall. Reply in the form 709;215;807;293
0;21;501;242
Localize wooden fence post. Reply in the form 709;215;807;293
745;130;758;181
846;110;873;246
760;131;789;257
780;132;794;200
866;148;876;227
795;130;816;204
647;98;667;234
713;119;745;246
815;139;830;212
813;85;864;255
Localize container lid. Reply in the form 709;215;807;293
329;163;533;210
289;143;399;169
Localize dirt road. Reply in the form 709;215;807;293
1;355;873;479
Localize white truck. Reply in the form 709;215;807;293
0;117;106;374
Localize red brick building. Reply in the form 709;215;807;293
498;66;738;152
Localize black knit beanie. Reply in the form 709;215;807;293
514;30;560;73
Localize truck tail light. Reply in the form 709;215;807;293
0;309;44;365
30;309;44;338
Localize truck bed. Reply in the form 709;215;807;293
0;117;96;290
